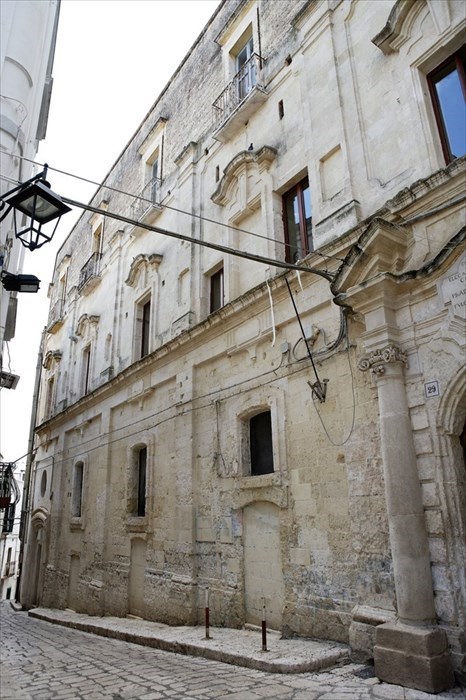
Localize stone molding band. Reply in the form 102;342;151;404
358;344;408;375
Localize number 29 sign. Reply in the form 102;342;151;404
425;381;440;398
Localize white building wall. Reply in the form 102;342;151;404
0;0;61;351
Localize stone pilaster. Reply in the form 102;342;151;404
358;344;454;693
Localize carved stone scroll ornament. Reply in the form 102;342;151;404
357;344;408;375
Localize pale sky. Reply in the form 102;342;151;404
1;0;221;466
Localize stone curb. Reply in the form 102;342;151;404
27;608;350;675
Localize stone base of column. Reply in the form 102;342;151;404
374;622;454;693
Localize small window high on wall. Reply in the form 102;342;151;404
210;266;224;313
141;299;151;358
81;345;91;395
72;462;84;518
135;295;151;360
128;445;147;518
428;46;466;163
137;447;147;517
249;410;274;476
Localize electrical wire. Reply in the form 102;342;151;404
292;307;347;362
0;153;345;264
11;318;352;469
17;339;344;469
311;322;356;447
284;276;324;387
213;399;227;474
64;196;336;281
0;170;337;279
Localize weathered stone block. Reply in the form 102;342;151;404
374;622;454;693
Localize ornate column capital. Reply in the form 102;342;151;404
358;344;408;375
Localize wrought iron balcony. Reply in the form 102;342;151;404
0;462;19;510
2;561;16;577
47;298;65;333
130;176;162;223
213;54;267;140
78;252;102;293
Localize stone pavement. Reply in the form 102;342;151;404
1;603;465;699
28;607;349;674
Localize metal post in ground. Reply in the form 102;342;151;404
261;598;268;652
205;586;211;639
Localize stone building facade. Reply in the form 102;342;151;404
22;0;465;692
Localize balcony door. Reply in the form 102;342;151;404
237;36;255;100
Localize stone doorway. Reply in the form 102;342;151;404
128;538;146;617
31;541;42;607
67;554;80;610
243;501;284;630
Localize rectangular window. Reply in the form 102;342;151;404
236;35;255;100
210;267;224;313
45;376;54;419
250;411;274;476
137;447;147;517
141;299;151;358
428;46;466;163
72;463;84;518
93;223;103;255
150;158;159;203
82;345;91;395
283;178;313;263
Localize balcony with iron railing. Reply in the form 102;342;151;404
47;298;65;333
2;561;16;578
78;252;102;294
130;176;162;225
213;53;267;141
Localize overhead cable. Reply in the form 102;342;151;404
63;197;336;281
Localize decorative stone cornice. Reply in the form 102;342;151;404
371;0;417;55
125;254;163;287
358;344;408;375
211;146;277;206
43;350;63;370
76;314;100;337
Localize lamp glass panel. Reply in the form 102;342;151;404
7;182;70;224
19;282;40;292
16;192;62;222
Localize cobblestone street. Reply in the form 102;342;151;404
1;604;465;700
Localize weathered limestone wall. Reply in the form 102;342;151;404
25;1;465;684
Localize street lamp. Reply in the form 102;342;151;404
1;271;40;293
0;165;71;251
